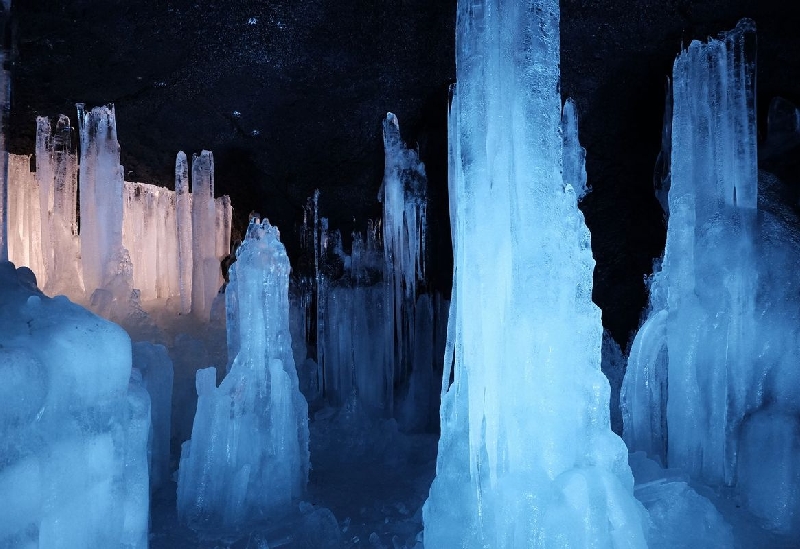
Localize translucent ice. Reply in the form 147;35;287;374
423;1;646;546
77;104;128;298
0;261;149;548
190;150;221;321
177;218;309;535
622;19;800;536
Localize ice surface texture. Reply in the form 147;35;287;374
0;261;149;548
177;218;310;536
6;113;232;310
423;0;646;547
622;20;800;535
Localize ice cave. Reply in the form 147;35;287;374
1;0;799;547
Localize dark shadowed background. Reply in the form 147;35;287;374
7;0;800;346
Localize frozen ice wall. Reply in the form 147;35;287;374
177;218;309;535
622;20;800;535
0;261;149;548
423;0;646;546
77;104;128;298
123;182;180;301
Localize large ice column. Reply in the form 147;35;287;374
176;151;193;314
381;113;427;397
6;154;45;280
36;116;81;296
622;20;758;478
622;20;800;535
190;150;220;320
77;104;127;297
0;261;149;548
177;218;310;535
423;1;646;547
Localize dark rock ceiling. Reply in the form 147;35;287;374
7;0;800;345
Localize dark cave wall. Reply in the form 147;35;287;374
8;0;800;345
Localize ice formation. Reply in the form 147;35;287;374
6;112;232;310
0;261;149;548
177;218;309;535
423;1;646;546
190;150;222;321
622;20;800;536
77;104;128;298
381;112;427;399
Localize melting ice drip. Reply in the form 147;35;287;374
422;0;647;546
622;20;800;534
177;217;309;534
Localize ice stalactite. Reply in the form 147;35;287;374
177;218;309;536
423;0;646;546
622;20;800;536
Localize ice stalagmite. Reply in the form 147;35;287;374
423;1;646;547
177;218;309;535
622;20;800;535
77;104;128;297
190;150;220;320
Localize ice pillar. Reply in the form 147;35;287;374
177;218;310;535
622;20;758;480
77;104;127;297
176;151;193;314
423;1;646;547
381;112;427;407
35;115;81;296
190;150;219;320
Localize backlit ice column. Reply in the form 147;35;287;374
6;155;44;280
190;150;220;320
177;218;309;534
77;104;127;297
35;116;81;296
423;1;646;546
176;151;193;314
381;112;427;401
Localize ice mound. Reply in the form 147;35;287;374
0;261;149;548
